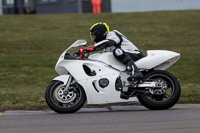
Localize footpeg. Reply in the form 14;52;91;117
120;92;129;100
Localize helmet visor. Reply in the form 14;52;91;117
90;34;96;42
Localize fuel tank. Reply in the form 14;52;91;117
88;52;126;71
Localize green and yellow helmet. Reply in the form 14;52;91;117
90;22;110;43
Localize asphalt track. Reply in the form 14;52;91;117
0;104;200;133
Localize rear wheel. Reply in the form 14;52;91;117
45;80;86;113
137;70;181;110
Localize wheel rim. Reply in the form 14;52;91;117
144;74;175;103
54;85;77;104
50;83;81;108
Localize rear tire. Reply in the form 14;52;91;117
45;80;86;113
137;70;181;110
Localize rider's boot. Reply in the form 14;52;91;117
127;61;144;81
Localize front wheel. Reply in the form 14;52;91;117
45;80;86;113
137;70;181;110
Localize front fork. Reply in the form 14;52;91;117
63;75;72;93
53;75;74;93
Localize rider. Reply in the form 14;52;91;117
79;22;144;81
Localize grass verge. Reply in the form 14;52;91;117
0;10;200;111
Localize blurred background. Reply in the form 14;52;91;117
0;0;200;15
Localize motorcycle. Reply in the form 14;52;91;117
45;40;181;113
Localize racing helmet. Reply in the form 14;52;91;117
90;22;110;43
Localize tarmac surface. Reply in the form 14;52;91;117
0;104;200;133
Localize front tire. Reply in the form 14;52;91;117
45;80;86;113
137;70;181;110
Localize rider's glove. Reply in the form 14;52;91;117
79;46;95;55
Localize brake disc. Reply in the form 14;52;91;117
149;79;168;95
54;85;77;104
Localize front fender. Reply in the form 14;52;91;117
53;75;70;85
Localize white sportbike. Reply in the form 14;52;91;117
45;40;181;113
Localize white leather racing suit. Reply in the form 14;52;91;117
92;30;144;62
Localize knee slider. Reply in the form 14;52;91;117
113;48;125;60
114;48;123;56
